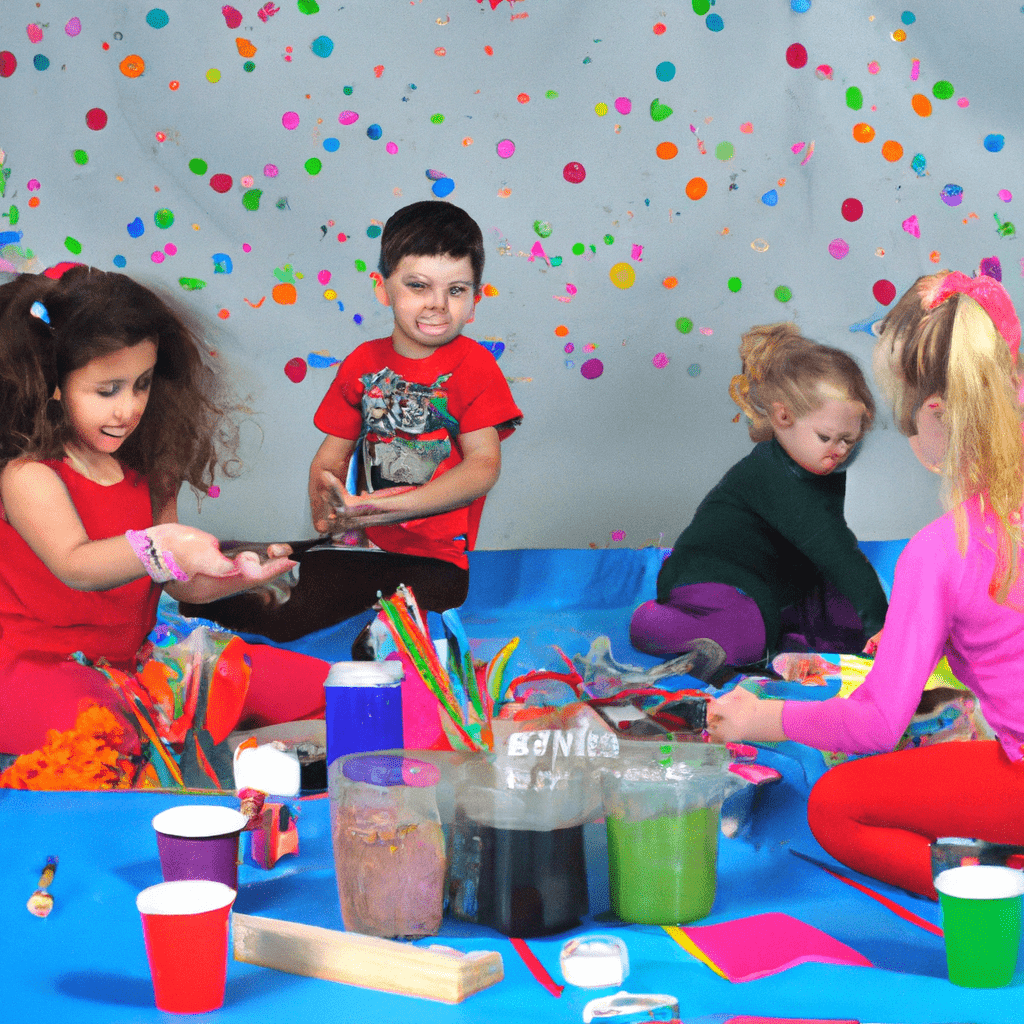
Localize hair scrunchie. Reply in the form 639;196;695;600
927;270;1021;361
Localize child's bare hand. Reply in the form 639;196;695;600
312;470;348;533
230;549;297;583
316;470;416;532
706;687;785;744
147;523;240;579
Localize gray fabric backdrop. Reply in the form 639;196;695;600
1;1;1016;548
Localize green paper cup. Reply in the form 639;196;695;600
935;865;1024;988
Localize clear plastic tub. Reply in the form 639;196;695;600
330;753;445;938
601;741;743;925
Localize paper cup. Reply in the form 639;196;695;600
152;805;248;889
935;865;1024;988
137;880;236;1013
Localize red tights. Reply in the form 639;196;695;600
807;740;1024;898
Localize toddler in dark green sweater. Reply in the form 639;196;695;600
630;322;888;680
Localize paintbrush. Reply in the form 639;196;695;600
27;855;58;918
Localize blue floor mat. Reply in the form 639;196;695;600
6;542;1021;1022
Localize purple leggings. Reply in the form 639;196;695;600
630;582;766;665
630;580;868;665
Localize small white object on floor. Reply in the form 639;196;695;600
581;991;679;1023
233;741;301;796
560;935;630;988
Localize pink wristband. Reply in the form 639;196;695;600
125;529;190;583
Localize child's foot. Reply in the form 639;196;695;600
663;638;727;684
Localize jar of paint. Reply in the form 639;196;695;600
330;754;445;938
601;742;741;925
448;748;595;938
323;660;403;769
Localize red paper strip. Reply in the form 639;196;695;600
792;851;943;938
825;867;943;936
509;937;564;997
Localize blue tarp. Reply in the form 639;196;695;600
5;543;1022;1023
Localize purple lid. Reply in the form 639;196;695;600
342;754;441;788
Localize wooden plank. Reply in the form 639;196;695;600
232;913;504;1004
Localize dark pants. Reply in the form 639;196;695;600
179;547;469;643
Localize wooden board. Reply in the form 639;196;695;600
232;913;504;1004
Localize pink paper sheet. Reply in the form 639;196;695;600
681;912;872;982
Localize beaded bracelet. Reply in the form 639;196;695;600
125;528;190;583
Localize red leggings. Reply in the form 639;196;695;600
0;644;328;757
808;740;1024;898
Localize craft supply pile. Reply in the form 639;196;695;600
315;586;1024;1006
64;584;1024;1014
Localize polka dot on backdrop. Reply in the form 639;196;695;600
873;279;897;305
563;161;586;183
841;198;863;221
609;263;636;289
786;43;808;69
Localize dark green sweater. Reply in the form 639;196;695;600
656;438;888;653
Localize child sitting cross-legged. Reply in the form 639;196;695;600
630;322;888;682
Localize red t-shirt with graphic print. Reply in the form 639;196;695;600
313;335;522;569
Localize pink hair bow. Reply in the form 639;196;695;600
927;270;1022;361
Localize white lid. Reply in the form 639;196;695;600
152;804;248;838
325;660;404;688
935;865;1024;900
137;879;236;915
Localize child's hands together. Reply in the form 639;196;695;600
315;470;416;532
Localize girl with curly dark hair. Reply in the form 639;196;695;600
0;266;324;761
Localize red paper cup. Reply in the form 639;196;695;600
153;805;248;889
136;879;236;1013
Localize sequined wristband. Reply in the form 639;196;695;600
125;528;190;583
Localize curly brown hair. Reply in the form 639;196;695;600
0;266;241;507
729;322;876;443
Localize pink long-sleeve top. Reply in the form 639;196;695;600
783;496;1024;762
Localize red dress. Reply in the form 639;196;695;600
0;460;328;758
0;460;160;668
0;461;160;754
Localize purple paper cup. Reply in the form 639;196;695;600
152;805;248;890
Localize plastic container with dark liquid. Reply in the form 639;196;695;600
451;817;588;937
448;744;597;938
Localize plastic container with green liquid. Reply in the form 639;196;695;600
601;742;743;925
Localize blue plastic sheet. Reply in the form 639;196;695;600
5;544;1022;1022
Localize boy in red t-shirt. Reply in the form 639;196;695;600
184;201;522;642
